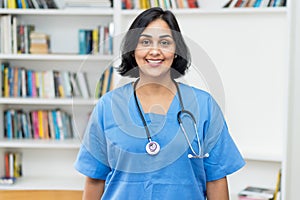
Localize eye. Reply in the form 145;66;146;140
160;39;173;48
140;39;152;47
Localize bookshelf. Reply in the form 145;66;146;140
0;2;114;190
0;0;289;199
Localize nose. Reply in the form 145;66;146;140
149;45;161;56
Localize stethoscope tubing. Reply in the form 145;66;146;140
133;78;207;158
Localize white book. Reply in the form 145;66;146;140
21;68;27;97
62;71;72;98
69;72;82;97
229;0;239;7
76;72;90;99
12;16;17;54
170;0;177;9
1;15;12;54
261;0;270;7
31;0;41;9
9;152;14;178
133;0;140;9
43;70;55;98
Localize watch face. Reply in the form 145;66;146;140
146;141;160;155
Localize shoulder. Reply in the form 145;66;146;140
178;82;223;116
179;82;212;102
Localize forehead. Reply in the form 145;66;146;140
141;19;172;36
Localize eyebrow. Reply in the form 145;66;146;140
139;34;173;39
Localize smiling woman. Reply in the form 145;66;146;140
134;19;176;82
74;7;245;200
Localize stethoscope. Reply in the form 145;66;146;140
133;79;209;159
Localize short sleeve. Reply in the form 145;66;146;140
204;96;245;181
74;100;111;180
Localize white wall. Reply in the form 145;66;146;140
283;0;300;199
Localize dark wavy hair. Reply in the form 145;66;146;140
118;7;191;78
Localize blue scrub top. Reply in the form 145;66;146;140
74;82;245;200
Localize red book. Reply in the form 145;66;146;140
5;152;10;177
187;0;198;8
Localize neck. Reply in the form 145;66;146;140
135;78;176;96
133;78;177;114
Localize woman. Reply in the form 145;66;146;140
74;7;245;200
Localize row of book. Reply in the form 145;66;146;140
122;0;286;9
64;0;112;8
95;66;114;98
0;62;91;99
4;152;22;178
0;0;58;9
223;0;286;8
0;152;21;185
4;109;73;140
122;0;199;9
238;169;281;200
79;22;114;55
0;15;113;55
0;15;37;54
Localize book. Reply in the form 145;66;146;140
76;72;90;98
273;169;281;200
13;152;22;177
69;72;82;97
29;32;50;54
78;29;86;55
4;152;22;179
43;70;55;98
0;177;16;185
238;186;275;200
1;62;10;97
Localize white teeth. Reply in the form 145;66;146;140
147;59;162;63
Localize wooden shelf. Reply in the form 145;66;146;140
0;175;84;190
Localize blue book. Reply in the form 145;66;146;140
78;29;86;55
5;110;13;139
253;0;262;7
17;67;22;97
17;0;22;8
27;70;32;97
51;110;60;140
85;30;93;54
21;112;29;138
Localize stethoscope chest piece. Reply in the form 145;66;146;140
146;141;160;155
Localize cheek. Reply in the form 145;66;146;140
134;49;148;58
164;52;175;61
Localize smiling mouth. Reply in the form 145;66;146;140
146;59;164;64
